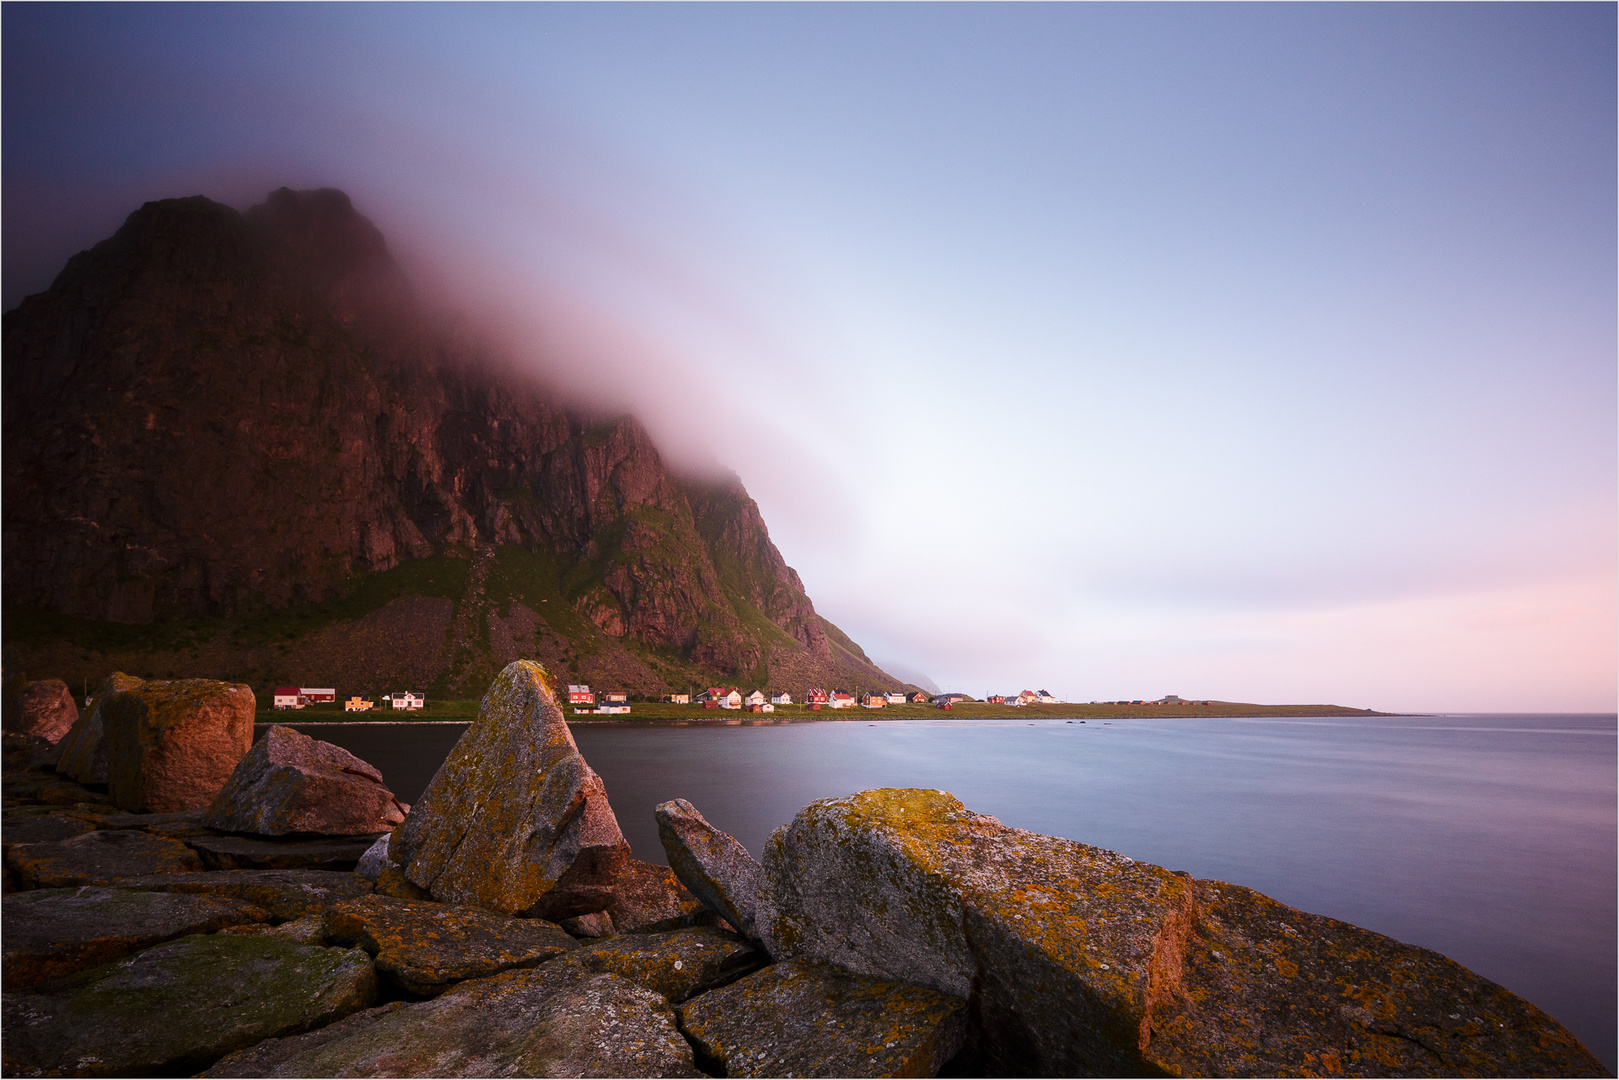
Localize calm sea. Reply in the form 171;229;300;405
276;713;1617;1070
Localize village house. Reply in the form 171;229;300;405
863;695;886;708
933;693;967;706
602;691;628;704
884;691;906;705
806;688;829;710
272;687;302;710
770;692;792;706
1037;690;1059;704
828;692;856;709
664;693;691;704
743;690;767;708
696;687;743;709
987;695;1007;705
388;692;425;711
343;696;374;712
567;685;594;705
909;691;930;703
301;688;336;704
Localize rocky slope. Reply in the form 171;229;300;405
2;188;902;698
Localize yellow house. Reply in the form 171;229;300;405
344;696;374;712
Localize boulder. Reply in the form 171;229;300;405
103;678;255;812
322;894;578;996
3;771;114;807
1;934;377;1077
111;868;375;921
354;833;391;880
203;725;409;836
54;673;144;785
607;857;716;933
7;829;203;889
2;809;101;846
677;958;969;1078
655;797;767;943
552;925;767;1004
391;660;630;918
15;679;78;744
561;909;616;937
3;886;269;990
757;788;1608;1077
3;732;58;772
1148;877;1609;1077
202;968;700;1078
220;912;329;945
187;831;384;871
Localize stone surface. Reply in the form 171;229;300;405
607;857;715;933
551;925;767;1004
7;829;203;889
3;885;269;990
354;832;391;880
3;772;113;807
15;679;78;744
3;732;58;773
373;863;433;900
188;831;383;871
219;912;328;945
2;934;377;1077
111;868;374;920
103;678;254;812
323;894;577;996
656;798;767;943
203;724;409;836
392;660;630;918
1146;878;1609;1077
54;673;144;785
2;810;100;846
759;788;1607;1078
678;958;969;1078
202;968;700;1078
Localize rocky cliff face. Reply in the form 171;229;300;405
3;188;898;695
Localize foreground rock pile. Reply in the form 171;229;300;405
3;660;1607;1077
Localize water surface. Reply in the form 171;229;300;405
280;713;1616;1069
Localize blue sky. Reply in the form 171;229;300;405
6;4;1614;710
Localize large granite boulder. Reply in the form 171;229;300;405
112;868;374;920
323;894;578;996
677;958;969;1078
391;660;630;919
202;967;701;1078
54;673;144;785
14;680;77;744
549;925;767;1004
103;678;255;812
1;934;377;1077
656;797;767;943
3;886;269;989
203;725;409;836
6;829;203;889
758;788;1607;1077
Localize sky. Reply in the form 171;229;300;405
5;4;1614;711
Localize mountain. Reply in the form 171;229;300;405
2;188;908;700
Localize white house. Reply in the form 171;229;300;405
743;690;767;708
1037;690;1059;704
770;692;792;705
885;692;906;704
602;691;628;704
388;692;425;710
273;687;302;710
828;692;855;709
664;694;691;704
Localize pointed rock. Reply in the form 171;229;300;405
391;660;629;918
202;725;408;836
655;797;767;945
